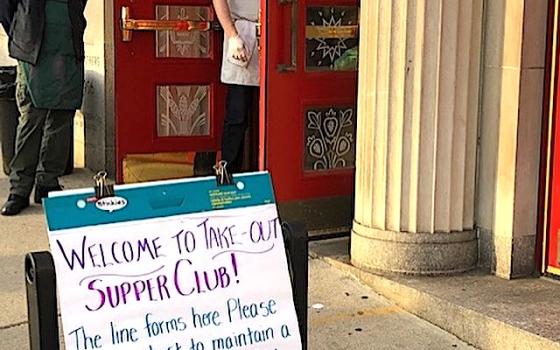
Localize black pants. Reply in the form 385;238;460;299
9;67;74;197
221;84;258;173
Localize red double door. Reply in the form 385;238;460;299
114;0;359;230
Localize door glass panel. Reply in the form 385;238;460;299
304;106;357;171
155;6;210;58
306;6;359;71
157;85;210;137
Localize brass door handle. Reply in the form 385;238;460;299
120;6;215;42
306;25;359;39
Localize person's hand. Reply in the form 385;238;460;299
228;35;248;62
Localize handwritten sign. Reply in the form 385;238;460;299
44;172;302;350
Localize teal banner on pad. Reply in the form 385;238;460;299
45;172;275;231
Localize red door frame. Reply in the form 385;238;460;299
258;0;268;171
113;0;225;182
540;1;560;275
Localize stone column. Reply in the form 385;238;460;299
351;0;483;274
477;0;549;278
81;0;116;176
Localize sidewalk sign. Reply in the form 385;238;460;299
43;172;302;350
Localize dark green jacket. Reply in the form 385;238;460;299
0;0;87;64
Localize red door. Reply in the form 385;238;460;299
261;0;359;230
114;0;226;181
262;1;359;200
546;19;560;276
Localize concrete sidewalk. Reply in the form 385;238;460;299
310;238;560;350
308;258;475;349
0;167;94;350
0;167;476;349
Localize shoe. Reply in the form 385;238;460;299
1;194;29;216
34;184;63;204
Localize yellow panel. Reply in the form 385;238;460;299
123;153;194;183
546;266;560;276
125;152;190;164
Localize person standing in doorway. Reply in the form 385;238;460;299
212;0;260;174
0;0;87;215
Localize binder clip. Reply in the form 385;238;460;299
93;171;115;199
214;160;233;186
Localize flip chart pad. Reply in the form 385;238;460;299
44;172;302;350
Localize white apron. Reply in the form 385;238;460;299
220;0;260;86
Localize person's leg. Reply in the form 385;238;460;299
193;151;217;176
221;84;254;173
0;94;19;176
35;109;74;202
10;70;51;196
2;68;48;215
247;86;260;170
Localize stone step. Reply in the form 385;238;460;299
310;238;560;350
